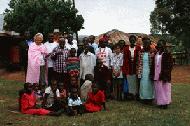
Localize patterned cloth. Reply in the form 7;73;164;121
111;53;123;78
66;57;80;77
51;46;69;73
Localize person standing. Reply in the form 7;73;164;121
26;33;47;85
153;39;173;109
44;33;59;85
137;37;154;104
122;35;141;100
51;38;69;84
111;44;124;100
79;45;96;83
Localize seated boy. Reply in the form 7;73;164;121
68;88;83;116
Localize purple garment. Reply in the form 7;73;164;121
154;53;171;105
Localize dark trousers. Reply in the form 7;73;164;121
68;105;84;116
48;67;54;85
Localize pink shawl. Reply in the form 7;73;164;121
26;43;47;83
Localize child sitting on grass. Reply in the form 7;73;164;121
84;84;106;113
42;79;62;112
68;88;83;116
20;83;59;116
80;74;93;102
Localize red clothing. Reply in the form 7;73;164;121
21;92;50;115
122;45;141;75
84;90;105;112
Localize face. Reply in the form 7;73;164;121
115;46;121;54
99;41;106;48
143;41;150;51
59;39;65;48
156;42;164;51
89;36;95;43
92;86;98;93
48;34;54;43
67;35;73;43
70;77;77;86
35;36;43;45
130;37;136;47
70;49;76;56
26;83;33;94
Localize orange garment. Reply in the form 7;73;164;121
84;90;105;112
21;92;50;115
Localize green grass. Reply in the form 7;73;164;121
0;79;190;126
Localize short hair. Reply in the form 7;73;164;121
129;35;137;42
34;33;43;40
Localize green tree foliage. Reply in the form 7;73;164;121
150;0;190;48
3;0;84;37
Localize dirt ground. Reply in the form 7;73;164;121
0;65;190;84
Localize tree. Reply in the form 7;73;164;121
150;0;190;48
3;0;84;38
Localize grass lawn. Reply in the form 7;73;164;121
0;79;190;126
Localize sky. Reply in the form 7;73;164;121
0;0;155;35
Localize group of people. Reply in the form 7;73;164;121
19;32;173;116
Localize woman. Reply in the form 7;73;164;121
137;37;154;103
153;40;173;109
26;33;47;85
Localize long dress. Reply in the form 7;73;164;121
21;92;50;115
139;53;154;99
84;90;105;112
154;53;171;105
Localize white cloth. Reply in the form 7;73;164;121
91;42;98;52
45;86;60;107
65;39;78;51
38;43;46;66
44;41;58;67
95;47;112;68
79;52;96;80
129;47;135;61
111;53;123;78
68;97;82;106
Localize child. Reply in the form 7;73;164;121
66;48;80;77
111;44;124;100
20;83;51;115
42;79;62;112
80;74;93;102
68;76;80;97
94;58;112;99
58;82;67;110
68;88;83;116
84;84;106;113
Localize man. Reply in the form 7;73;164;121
88;35;98;52
79;45;96;83
65;34;78;51
44;33;59;85
122;35;141;100
50;38;69;84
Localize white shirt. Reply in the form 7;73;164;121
65;39;78;51
44;41;58;67
68;97;82;106
129;47;135;61
45;86;60;107
79;52;96;80
95;47;112;68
